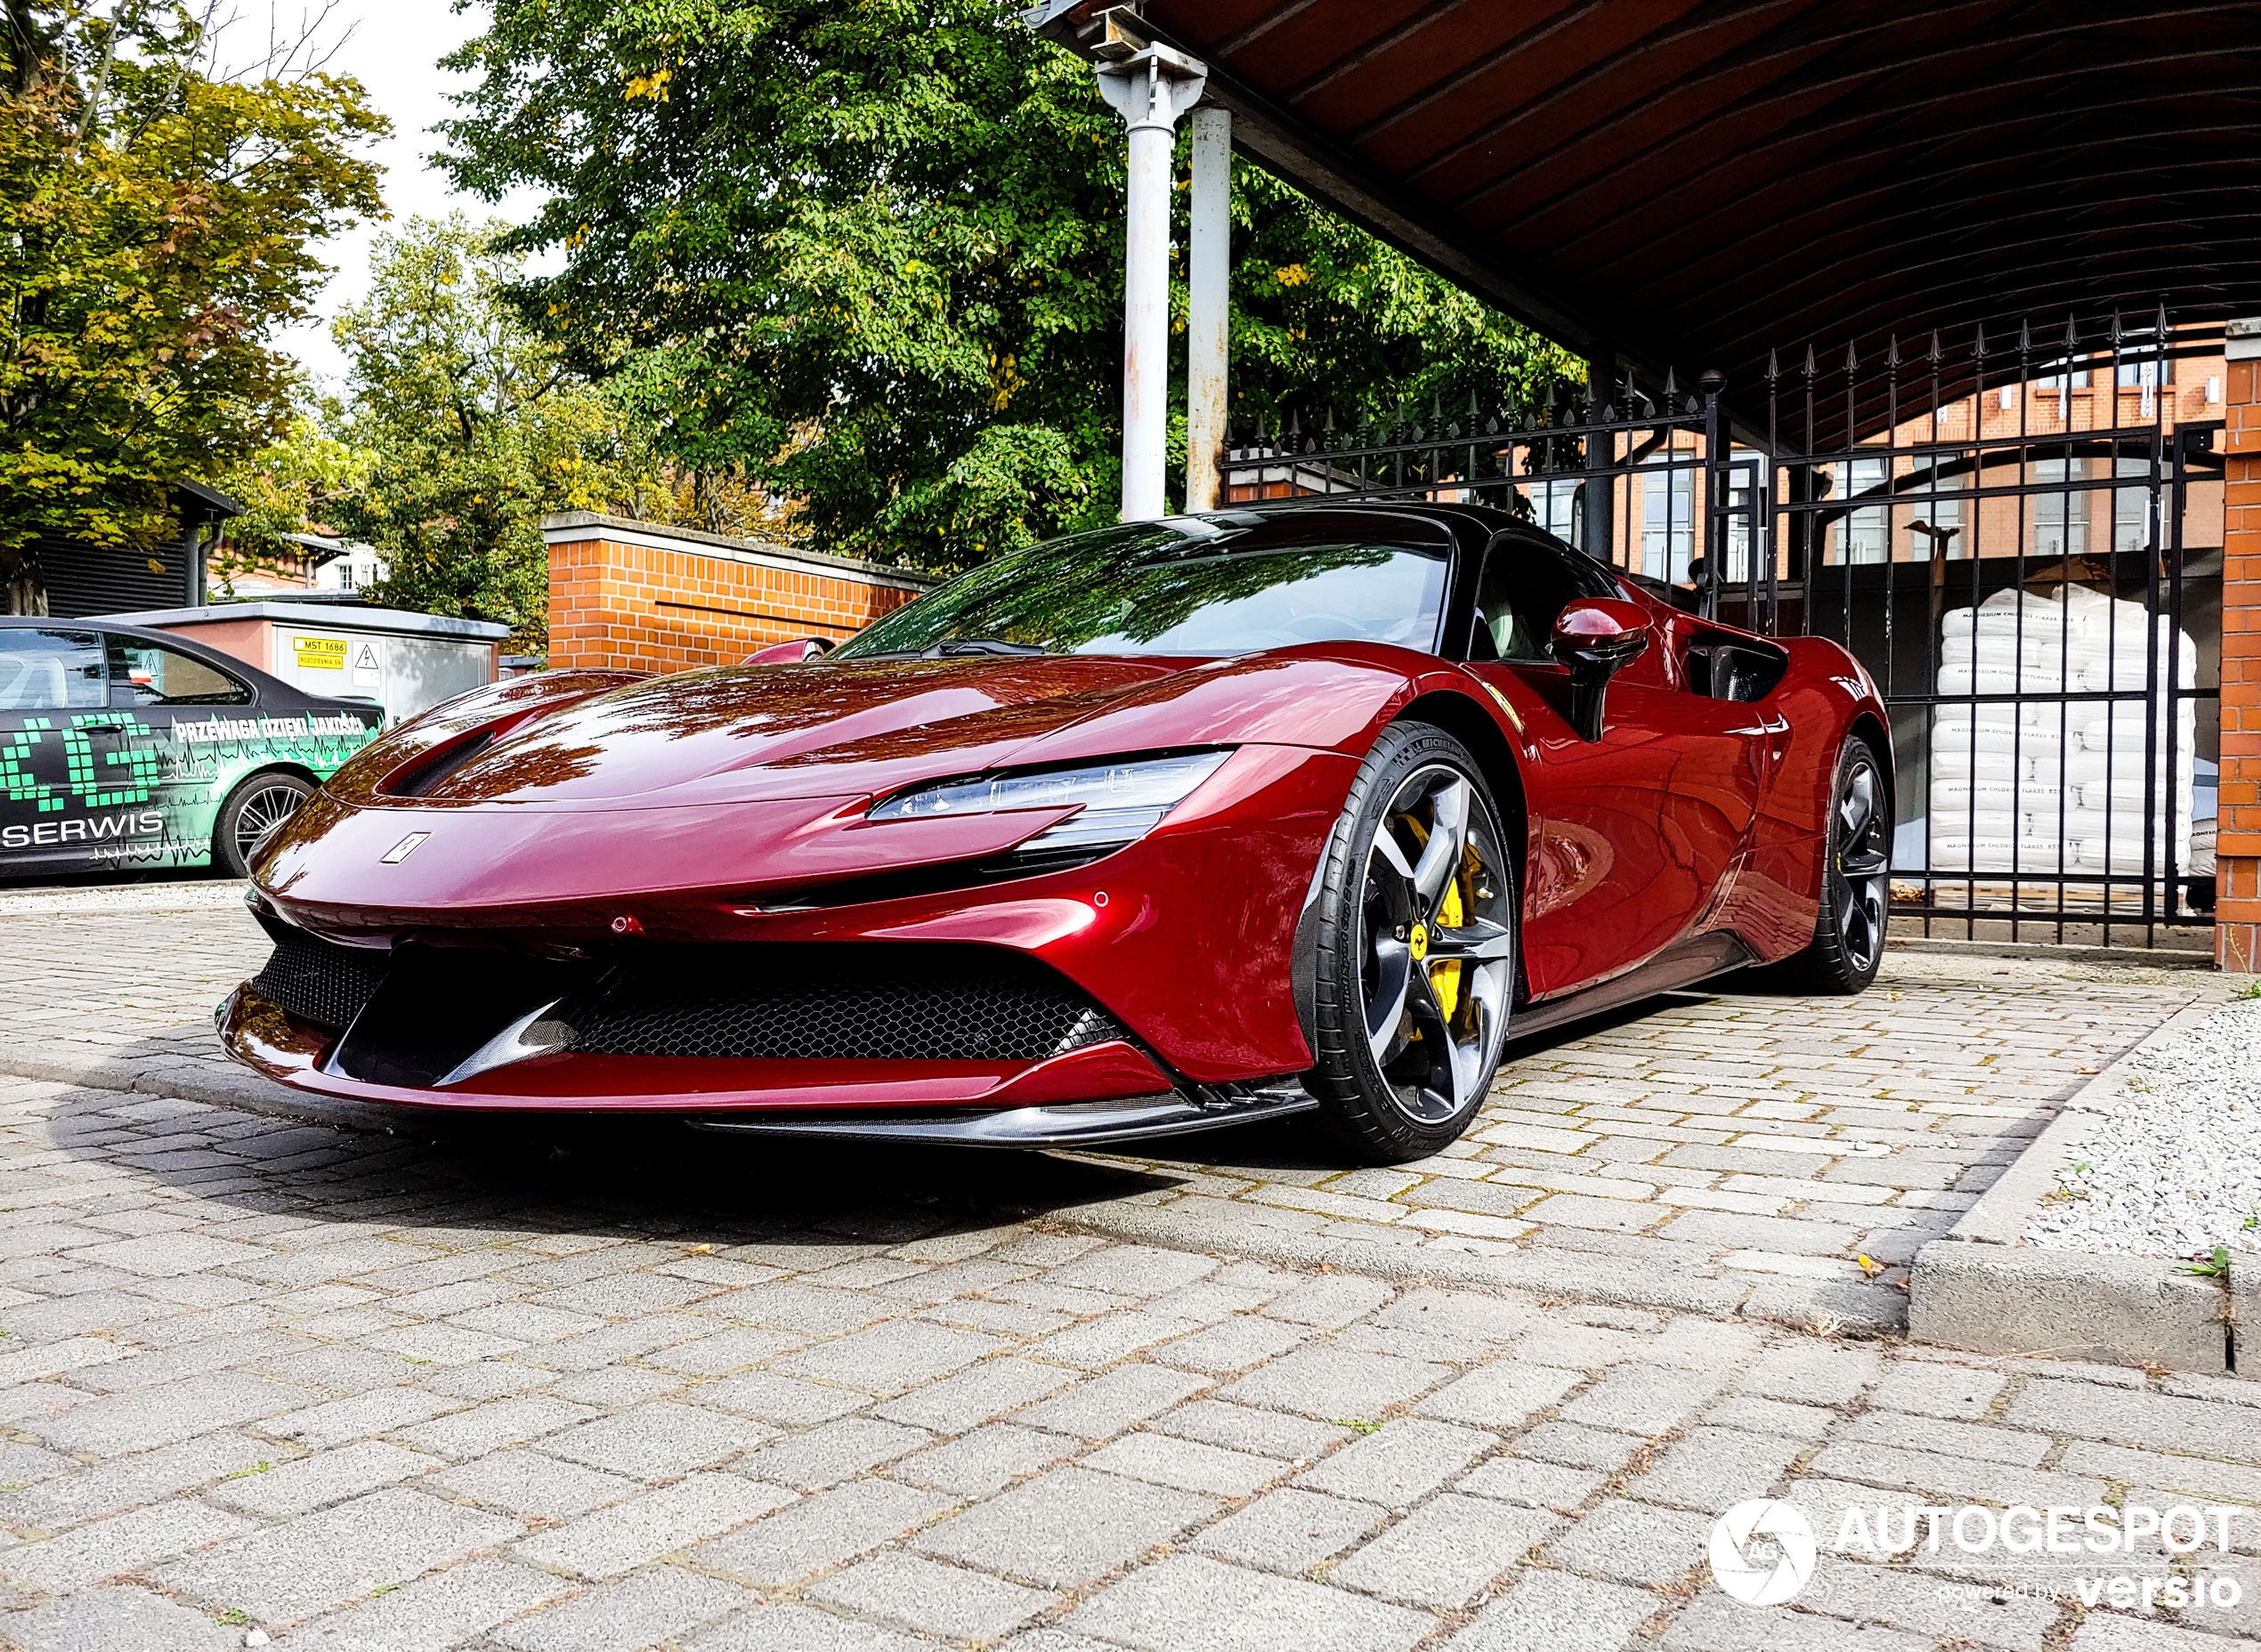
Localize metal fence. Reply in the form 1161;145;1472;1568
1218;312;2227;947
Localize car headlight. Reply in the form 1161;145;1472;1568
869;750;1232;854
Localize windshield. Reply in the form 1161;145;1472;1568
832;516;1451;660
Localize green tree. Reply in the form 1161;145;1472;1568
440;0;1580;577
0;1;385;609
320;215;664;647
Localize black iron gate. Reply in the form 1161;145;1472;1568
1219;312;2226;947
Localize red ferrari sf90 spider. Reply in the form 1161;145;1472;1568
222;504;1892;1163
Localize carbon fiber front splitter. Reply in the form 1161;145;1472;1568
686;1085;1316;1147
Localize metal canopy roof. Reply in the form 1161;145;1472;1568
1034;1;2261;431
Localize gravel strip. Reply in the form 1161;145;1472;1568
2026;990;2261;1259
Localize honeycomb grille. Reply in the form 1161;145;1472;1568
249;928;390;1030
567;944;1127;1063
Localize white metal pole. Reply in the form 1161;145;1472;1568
1186;105;1231;514
1097;48;1204;522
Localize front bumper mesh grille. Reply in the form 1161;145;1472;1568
248;928;389;1031
567;944;1127;1063
247;933;1129;1066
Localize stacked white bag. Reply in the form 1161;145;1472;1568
1929;587;2195;875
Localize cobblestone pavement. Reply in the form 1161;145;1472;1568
0;895;2251;1650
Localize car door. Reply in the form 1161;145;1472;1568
1461;539;1768;996
0;626;141;875
105;631;258;871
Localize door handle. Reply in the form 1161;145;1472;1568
78;723;124;733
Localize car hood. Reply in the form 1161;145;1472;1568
372;656;1197;810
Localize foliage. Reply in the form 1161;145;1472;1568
0;1;385;602
439;0;1583;576
317;215;668;647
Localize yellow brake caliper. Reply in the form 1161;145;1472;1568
1398;815;1466;1029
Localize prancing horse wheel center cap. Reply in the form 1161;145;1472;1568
1409;922;1430;962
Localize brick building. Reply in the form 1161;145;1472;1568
2218;322;2261;969
543;513;936;673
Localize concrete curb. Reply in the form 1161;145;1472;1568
0;1042;417;1136
1909;981;2249;1376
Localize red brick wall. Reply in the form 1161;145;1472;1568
544;514;933;674
2220;345;2261;971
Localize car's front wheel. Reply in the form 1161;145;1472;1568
214;771;314;879
1305;723;1518;1163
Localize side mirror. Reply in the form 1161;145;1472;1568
1551;598;1651;741
744;637;834;665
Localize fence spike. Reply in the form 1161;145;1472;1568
1927;330;1943;366
1766;347;1780;382
1886;334;1900;370
2062;312;2079;354
1663;367;1679;401
1844;340;1859;374
1803;344;1817;379
2108;309;2124;348
1973;322;1987;361
2017;318;2031;355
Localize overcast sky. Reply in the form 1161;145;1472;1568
263;0;547;393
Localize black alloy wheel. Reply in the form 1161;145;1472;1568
1777;736;1891;993
1306;723;1517;1162
215;772;314;879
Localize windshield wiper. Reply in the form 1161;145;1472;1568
927;638;1052;657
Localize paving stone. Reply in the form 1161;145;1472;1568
1807;1439;2105;1509
1558;1365;1723;1436
1628;1426;1805;1514
1297;1418;1495;1509
1699;1394;1838;1439
493;1564;753;1652
1793;1554;2057;1651
891;1424;1074;1497
1730;1340;1881;1407
871;1355;1074;1431
1260;1274;1396;1329
0;1583;238;1652
774;1320;1009;1392
807;1550;1058;1640
21;1372;313;1456
393;1395;599;1458
1151;1313;1311;1375
912;1466;1218;1588
1046;1244;1221;1299
1085;1431;1283;1497
1066;1552;1430;1652
154;1487;518;1625
0;1432;274;1528
1658;1593;1933;1652
1836;1411;2051;1467
644;1325;806;1376
2007;1379;2261;1463
736;1417;933;1491
692;1478;952;1584
1456;1454;1606;1513
279;1558;570;1652
1420;1361;1583;1429
264;1386;464;1450
540;1400;765;1479
709;1283;890;1336
1;1497;251;1592
427;1448;640;1518
1332;1494;1559;1607
687;1600;935;1652
1541;1497;1712;1587
206;1440;442;1518
1191;1485;1386;1574
1868;1360;2011;1422
694;1370;869;1426
1220;1343;1449;1421
515;1471;796;1578
1014;1365;1211;1442
1446;1568;1657;1652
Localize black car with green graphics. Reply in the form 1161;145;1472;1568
1;619;385;880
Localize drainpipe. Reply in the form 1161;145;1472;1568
1185;105;1231;514
1097;45;1206;522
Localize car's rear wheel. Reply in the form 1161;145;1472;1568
214;771;313;879
1306;723;1517;1163
1772;735;1891;994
